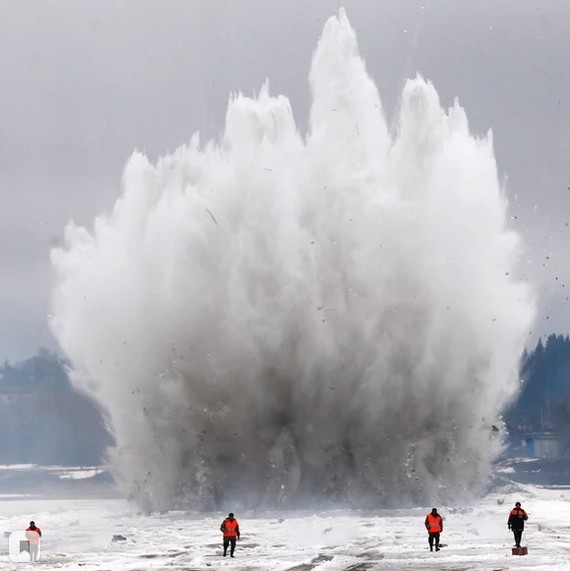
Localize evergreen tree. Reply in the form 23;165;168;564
0;350;111;465
508;335;570;438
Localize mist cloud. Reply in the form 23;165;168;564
50;10;534;511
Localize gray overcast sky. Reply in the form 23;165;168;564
0;0;569;360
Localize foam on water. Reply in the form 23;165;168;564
50;10;534;511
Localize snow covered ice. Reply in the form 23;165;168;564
1;473;570;569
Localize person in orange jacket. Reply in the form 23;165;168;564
508;501;528;548
424;508;443;552
220;512;240;557
25;520;42;562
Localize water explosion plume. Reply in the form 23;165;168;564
51;10;534;511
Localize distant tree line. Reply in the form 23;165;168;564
0;349;111;465
507;334;570;448
3;334;570;466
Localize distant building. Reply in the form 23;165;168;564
521;432;560;459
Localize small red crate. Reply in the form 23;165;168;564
512;546;528;555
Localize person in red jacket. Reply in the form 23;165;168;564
424;508;443;552
508;502;528;548
220;512;240;557
25;521;42;562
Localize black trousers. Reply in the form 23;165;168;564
512;529;523;547
428;532;440;550
223;537;237;555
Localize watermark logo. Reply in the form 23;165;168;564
8;530;41;563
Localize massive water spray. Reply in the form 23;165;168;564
51;10;534;511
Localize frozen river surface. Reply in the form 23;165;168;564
0;481;569;570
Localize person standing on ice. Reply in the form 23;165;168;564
424;508;443;552
220;512;240;557
508;502;528;548
25;521;41;562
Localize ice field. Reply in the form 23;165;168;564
0;468;569;571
